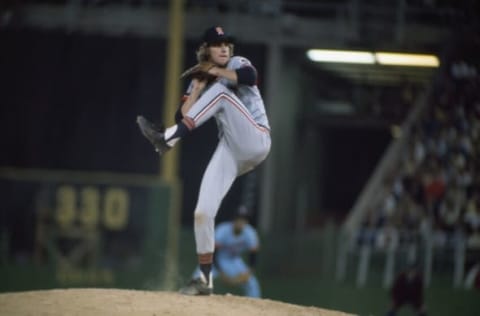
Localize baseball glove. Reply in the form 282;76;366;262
180;61;217;82
220;271;251;285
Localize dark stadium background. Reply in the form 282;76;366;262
1;1;479;315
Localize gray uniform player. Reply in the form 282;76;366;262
137;26;271;295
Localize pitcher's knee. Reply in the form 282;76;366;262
194;209;214;226
255;146;270;161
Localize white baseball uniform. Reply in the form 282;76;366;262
185;56;271;254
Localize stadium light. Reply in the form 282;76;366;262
375;52;439;67
306;49;375;64
307;49;440;67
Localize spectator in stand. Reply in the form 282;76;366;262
436;185;464;246
386;263;427;316
438;186;464;230
360;35;480;259
403;173;426;208
397;194;424;245
422;160;446;219
464;192;480;249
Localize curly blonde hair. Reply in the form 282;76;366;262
196;43;235;63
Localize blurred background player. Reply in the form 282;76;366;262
182;205;261;298
386;262;427;316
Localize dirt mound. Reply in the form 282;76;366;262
0;288;354;316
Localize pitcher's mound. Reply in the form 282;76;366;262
0;288;354;316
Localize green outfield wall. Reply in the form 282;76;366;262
0;168;179;291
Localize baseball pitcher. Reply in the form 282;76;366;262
137;26;271;295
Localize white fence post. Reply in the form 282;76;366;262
356;245;371;287
453;235;466;288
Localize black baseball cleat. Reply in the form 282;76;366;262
179;278;213;296
136;115;172;155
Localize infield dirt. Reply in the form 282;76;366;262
0;288;355;316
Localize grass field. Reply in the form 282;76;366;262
177;230;480;316
1;229;478;316
257;276;479;316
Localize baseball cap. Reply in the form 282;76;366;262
202;26;235;45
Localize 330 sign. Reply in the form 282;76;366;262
55;185;130;231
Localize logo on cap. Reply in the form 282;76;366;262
215;27;224;35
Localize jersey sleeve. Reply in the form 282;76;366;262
229;56;252;69
236;66;257;86
244;225;259;250
224;56;257;87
